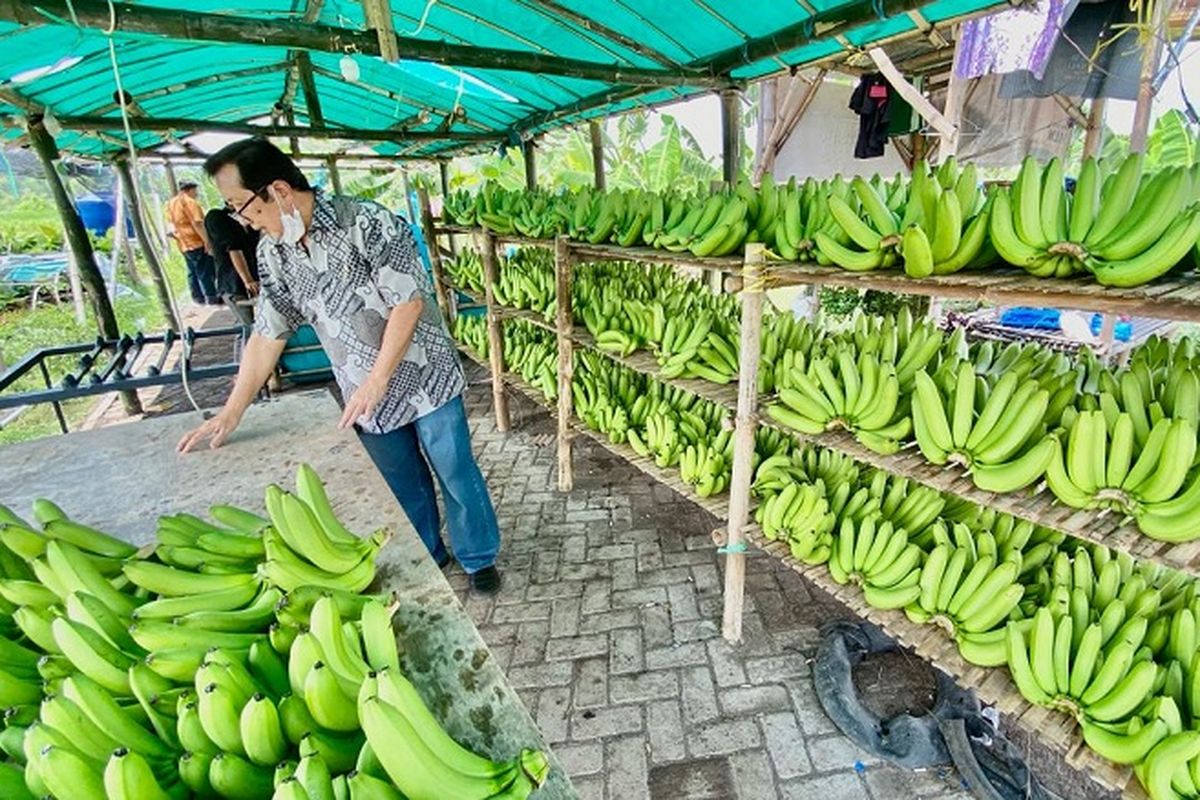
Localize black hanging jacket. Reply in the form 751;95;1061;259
849;73;893;159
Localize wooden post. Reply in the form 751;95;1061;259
476;231;510;432
325;155;343;195
807;283;823;320
1099;312;1117;356
437;160;458;258
418;188;453;328
28;119;143;416
162;159;179;195
722;243;765;643
720;88;742;185
30;120;115;332
64;245;87;324
555;235;574;492
115;157;180;332
438;160;452;198
285;107;300;159
523;139;537;191
1130;0;1174;153
400;167;418;223
111;177;142;288
589;120;606;191
1082;98;1107;159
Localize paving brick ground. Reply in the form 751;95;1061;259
446;367;975;800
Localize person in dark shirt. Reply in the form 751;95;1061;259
205;205;261;298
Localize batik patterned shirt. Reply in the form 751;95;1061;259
253;191;465;433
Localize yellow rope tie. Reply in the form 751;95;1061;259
740;266;779;295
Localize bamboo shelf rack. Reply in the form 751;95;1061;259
426;206;1200;798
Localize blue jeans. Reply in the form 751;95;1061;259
357;395;500;573
183;247;218;303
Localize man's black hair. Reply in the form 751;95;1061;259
203;137;312;193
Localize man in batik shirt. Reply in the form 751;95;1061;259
177;138;501;593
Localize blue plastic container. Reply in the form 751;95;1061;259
76;192;116;235
279;324;333;383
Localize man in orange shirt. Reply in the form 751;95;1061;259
166;180;219;305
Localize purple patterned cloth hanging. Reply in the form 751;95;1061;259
954;0;1070;80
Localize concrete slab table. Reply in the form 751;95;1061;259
0;389;574;799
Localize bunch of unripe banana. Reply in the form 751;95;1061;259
452;314;490;359
814;160;992;276
912;361;1057;494
991;154;1200;286
0;465;547;799
447;150;1200;288
501;320;558;402
443;251;485;295
493;247;555;319
764;316;944;454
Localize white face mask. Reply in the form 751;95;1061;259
272;187;306;244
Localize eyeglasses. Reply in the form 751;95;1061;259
230;185;269;224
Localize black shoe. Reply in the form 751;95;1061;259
469;566;501;594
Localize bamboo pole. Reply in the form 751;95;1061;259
722;243;765;643
31;121;114;332
111;178;142;288
401;167;418;223
720;88;742;185
555;235;575;492
1130;0;1175;153
162;159;179;196
477;231;510;432
1082;99;1107;159
438;160;458;258
0;0;728;89
29;121;143;416
64;246;87;324
418;188;453;329
115;158;180;332
869;47;957;149
589;120;606;191
325;155;343;195
59;115;496;144
523;139;537;191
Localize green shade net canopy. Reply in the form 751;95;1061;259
0;0;1009;159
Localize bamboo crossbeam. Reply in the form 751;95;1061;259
56;115;495;143
0;0;728;89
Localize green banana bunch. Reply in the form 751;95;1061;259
813;176;903;271
452;313;489;359
442;250;485;294
896;160;993;277
911;363;1055;493
1045;410;1200;542
357;669;550;800
768;345;914;454
754;479;836;564
904;531;1025;663
827;514;923;609
1136;730;1200;800
990;154;1200;286
1007;602;1160;726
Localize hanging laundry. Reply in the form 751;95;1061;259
849;73;892;159
955;0;1073;80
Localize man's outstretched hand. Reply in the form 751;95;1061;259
177;409;241;453
338;376;387;430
